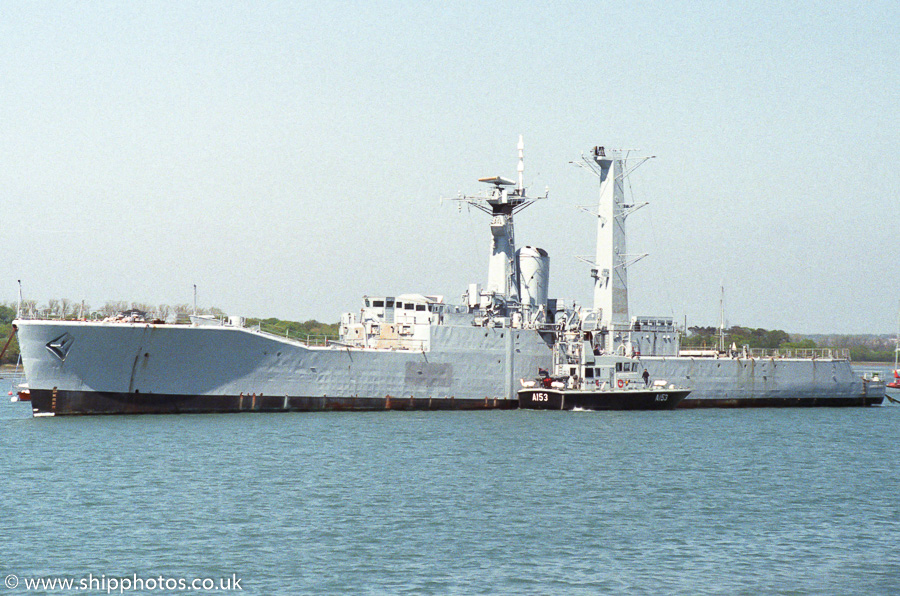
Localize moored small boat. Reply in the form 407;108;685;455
887;370;900;390
888;309;900;391
518;385;689;410
519;332;690;411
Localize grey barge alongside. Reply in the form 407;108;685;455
12;140;884;416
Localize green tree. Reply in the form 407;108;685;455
0;323;19;365
781;339;817;349
245;317;339;340
0;304;16;325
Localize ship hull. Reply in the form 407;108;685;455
16;319;551;416
14;320;884;416
640;356;884;407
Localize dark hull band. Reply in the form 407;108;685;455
29;389;518;416
680;396;884;408
518;388;690;411
28;389;885;416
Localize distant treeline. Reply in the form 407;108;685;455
683;325;898;362
245;317;340;340
0;304;17;364
682;326;810;350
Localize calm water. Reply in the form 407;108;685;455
2;377;899;595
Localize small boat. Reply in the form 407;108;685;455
518;384;690;410
888;308;900;391
887;370;900;390
518;332;690;411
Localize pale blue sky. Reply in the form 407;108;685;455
1;1;897;333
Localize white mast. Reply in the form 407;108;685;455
516;134;525;192
486;180;519;300
574;146;652;350
575;147;651;322
718;285;726;353
593;148;629;324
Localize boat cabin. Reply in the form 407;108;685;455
557;355;644;391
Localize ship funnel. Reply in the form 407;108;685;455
517;246;549;308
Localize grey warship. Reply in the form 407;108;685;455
13;140;884;415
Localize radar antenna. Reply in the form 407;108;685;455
444;135;548;301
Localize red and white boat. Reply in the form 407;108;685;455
887;370;900;390
888;315;899;390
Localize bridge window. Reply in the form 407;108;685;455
386;300;394;308
415;304;426;311
373;300;384;307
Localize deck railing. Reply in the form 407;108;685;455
748;347;850;360
255;324;338;346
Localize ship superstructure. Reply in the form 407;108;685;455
339;135;552;347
